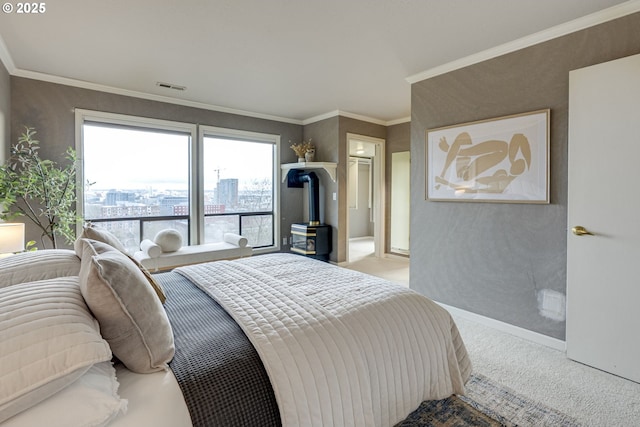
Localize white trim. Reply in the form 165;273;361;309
199;125;281;252
302;110;389;126
14;69;303;125
406;0;640;84
74;109;199;242
8;65;405;126
436;301;567;352
346;133;386;261
0;35;16;74
386;116;411;126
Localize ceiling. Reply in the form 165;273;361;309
0;0;632;124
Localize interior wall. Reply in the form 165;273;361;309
10;77;304;249
0;61;9;162
302;116;385;263
302;116;339;261
410;12;640;340
337;117;386;263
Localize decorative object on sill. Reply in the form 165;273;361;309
304;148;316;162
290;139;314;163
0;222;25;257
0;126;83;249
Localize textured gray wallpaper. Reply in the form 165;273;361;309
0;61;9;161
410;12;640;340
302;116;386;263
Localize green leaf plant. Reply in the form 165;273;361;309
0;126;80;249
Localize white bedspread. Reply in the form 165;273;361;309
175;253;471;427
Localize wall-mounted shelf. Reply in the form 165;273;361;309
281;162;337;182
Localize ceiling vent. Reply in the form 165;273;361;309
156;81;186;91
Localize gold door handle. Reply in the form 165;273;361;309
572;226;593;236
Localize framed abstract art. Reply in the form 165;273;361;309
426;109;550;203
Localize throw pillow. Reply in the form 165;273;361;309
0;277;112;423
0;250;80;288
153;229;182;252
77;238;175;373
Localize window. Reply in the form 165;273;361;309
202;133;276;247
76;111;279;253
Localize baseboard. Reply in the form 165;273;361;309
436;302;567;352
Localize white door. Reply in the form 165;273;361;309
567;53;640;383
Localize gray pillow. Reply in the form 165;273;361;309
77;238;175;373
0;250;80;288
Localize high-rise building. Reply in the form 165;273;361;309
218;178;238;208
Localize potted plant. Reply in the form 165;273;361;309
0;126;80;249
290;139;314;162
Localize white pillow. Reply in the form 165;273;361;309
223;232;248;248
140;239;162;258
0;250;80;288
2;362;127;427
77;239;175;373
0;277;112;423
153;229;183;252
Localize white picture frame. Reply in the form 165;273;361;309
426;109;550;203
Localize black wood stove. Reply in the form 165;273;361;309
287;169;332;261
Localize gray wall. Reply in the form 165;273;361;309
10;77;304;249
0;61;9;162
302;115;386;263
410;12;640;340
302;116;340;260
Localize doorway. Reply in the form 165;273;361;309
346;134;385;263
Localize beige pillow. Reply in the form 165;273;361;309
0;277;112;423
75;228;167;304
77;238;175;373
75;224;128;254
0;250;80;288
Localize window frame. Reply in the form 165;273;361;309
198;125;280;251
75;110;281;252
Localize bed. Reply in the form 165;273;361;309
0;229;472;427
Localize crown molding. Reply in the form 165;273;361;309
386;116;411;126
0;35;16;74
302;109;402;126
10;68;305;125
9;68;409;127
406;0;640;84
2;34;409;127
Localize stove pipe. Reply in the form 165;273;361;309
287;169;320;226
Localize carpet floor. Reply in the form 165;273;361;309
397;373;581;426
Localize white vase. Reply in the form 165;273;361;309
305;149;315;162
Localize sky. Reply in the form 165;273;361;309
82;124;274;192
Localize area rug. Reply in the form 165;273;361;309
396;373;582;427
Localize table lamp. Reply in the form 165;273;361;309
0;223;25;257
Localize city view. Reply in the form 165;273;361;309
85;179;274;253
82;123;275;252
